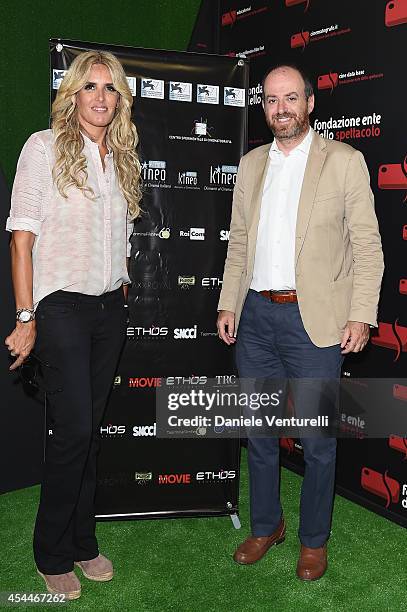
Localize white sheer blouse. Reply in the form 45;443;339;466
6;130;133;308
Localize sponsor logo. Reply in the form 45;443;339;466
113;376;121;386
192;118;214;137
389;435;407;458
200;329;218;338
339;411;365;439
166;376;207;385
403;225;407;240
178;276;196;289
52;69;67;90
378;155;407;201
285;0;310;10
224;87;245;107
385;0;407;27
318;69;384;94
400;280;407;295
126;77;137;96
371;322;407;361
175;170;199;190
205;165;237;192
141;161;169;187
196;470;236;481
226;45;265;58
174;325;198;340
291;25;351;50
133;423;157;437
197;84;219;105
168;118;231;145
179;228;205;241
141;78;164;99
169;81;192;102
221;5;268;26
215;375;237;386
127;326;169;339
248;83;263;106
291;31;310;49
135;472;153;485
133;227;171;239
132;277;172;291
220;229;230;241
222;9;237;25
313;113;382;142
98;473;132;487
280;439;304;454
100;424;126;437
361;467;400;508
158;473;191;485
210;165;238;184
202;277;223;288
317;72;339;92
129;377;162;388
393;384;407;401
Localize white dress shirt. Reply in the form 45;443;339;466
6;130;133;308
250;127;313;291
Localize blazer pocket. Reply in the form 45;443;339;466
314;190;341;203
331;274;353;330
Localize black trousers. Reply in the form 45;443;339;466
33;288;126;574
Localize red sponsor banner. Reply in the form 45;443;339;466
222;11;237;26
399;279;407;295
385;0;407;27
393;383;407;401
371;322;407;361
403;225;407;240
286;0;310;9
317;72;339;92
361;467;400;508
291;31;310;49
280;438;295;453
389;435;407;458
378;157;407;190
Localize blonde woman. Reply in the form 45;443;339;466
5;50;141;599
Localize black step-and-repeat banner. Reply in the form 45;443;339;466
50;40;248;520
190;1;407;527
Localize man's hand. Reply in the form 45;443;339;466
340;321;369;354
217;310;236;345
5;321;36;370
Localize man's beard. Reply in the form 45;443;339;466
267;111;309;141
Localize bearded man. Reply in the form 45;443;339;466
217;63;383;580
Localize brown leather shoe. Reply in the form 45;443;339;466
233;518;286;565
296;544;327;581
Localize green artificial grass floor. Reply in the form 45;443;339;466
1;448;406;612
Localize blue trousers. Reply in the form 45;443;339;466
235;290;343;548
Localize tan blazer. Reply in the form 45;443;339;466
218;130;384;347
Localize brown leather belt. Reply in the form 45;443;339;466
259;290;298;303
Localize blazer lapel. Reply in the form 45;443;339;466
246;147;270;278
295;132;327;265
247;146;270;232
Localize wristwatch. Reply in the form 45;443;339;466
16;308;35;323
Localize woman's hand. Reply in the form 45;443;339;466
5;321;36;370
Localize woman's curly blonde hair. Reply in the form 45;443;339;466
51;50;142;220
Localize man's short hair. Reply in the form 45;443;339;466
261;63;314;100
